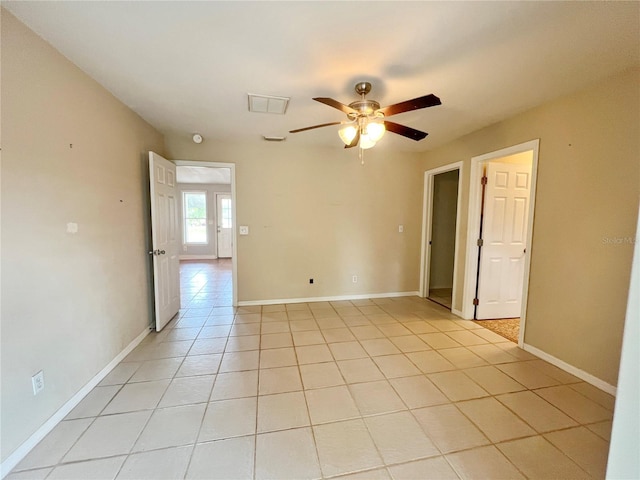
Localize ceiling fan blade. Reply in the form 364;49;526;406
345;129;360;149
384;121;429;141
378;94;441;117
289;121;342;133
314;97;357;115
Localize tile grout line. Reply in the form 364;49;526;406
252;306;264;480
293;304;327;480
178;300;232;479
111;319;194;479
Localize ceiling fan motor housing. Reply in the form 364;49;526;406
348;99;381;118
348;82;380;118
354;81;372;96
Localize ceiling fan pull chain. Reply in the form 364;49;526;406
359;147;365;165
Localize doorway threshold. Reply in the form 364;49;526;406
473;318;520;343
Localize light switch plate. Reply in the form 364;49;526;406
239;226;249;235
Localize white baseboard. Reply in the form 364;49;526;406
179;255;217;260
238;291;421;307
0;327;151;478
451;308;464;318
523;343;617;396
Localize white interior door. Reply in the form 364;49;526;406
216;193;233;258
149;152;180;331
477;161;532;319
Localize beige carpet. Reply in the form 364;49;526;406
473;318;520;343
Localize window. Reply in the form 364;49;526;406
220;198;232;228
183;192;207;244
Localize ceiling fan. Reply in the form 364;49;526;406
290;81;441;149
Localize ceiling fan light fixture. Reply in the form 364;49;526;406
338;124;357;145
365;120;385;142
359;134;377;150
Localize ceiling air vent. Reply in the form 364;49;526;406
262;135;287;142
248;94;290;114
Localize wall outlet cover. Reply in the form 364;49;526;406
32;371;44;395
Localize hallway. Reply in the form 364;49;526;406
180;259;233;308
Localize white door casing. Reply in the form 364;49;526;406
476;161;532;319
149;152;180;331
420;162;463;316
216;193;233;258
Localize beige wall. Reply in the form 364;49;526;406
420;67;640;386
165;139;424;303
1;10;165;462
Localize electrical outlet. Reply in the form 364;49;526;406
398;225;404;233
32;371;44;396
352;275;358;283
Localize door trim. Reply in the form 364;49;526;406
462;139;539;347
174;160;238;307
420;161;464;316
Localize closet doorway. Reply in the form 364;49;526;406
421;162;463;314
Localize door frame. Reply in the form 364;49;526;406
174;160;238;307
461;139;539;346
420;161;464;316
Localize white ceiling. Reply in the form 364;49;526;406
5;1;639;152
176;166;231;185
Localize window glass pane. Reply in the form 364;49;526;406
186;193;206;218
221;198;232;228
185;219;207;243
183;192;207;244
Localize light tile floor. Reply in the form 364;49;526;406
10;261;614;479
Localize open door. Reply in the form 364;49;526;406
476;161;532;319
149;152;180;331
